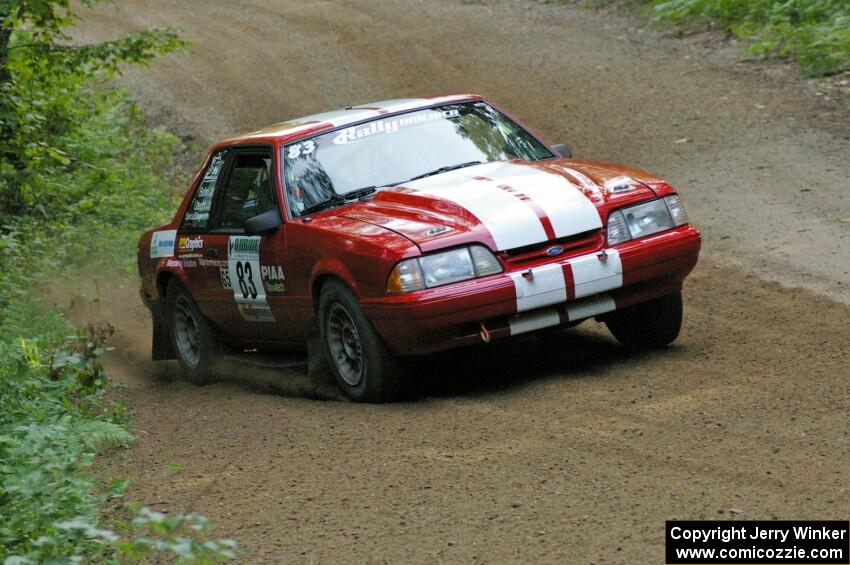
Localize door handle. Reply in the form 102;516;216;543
206;248;219;258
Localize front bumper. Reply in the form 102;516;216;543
362;225;701;355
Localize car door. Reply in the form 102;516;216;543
204;146;292;344
175;149;229;321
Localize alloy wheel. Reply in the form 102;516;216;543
326;303;364;386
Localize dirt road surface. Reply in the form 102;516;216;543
70;1;850;562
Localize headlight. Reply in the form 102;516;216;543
606;195;688;244
623;199;674;238
386;245;503;293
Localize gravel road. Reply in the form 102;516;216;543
72;1;849;562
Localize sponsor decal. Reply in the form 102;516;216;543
178;236;204;252
260;265;285;281
226;236;275;322
184;212;209;222
261;265;286;295
332;109;459;145
165;259;182;268
237;303;275;323
263;282;286;294
205;153;224;180
150;230;177;258
229;236;260;258
184;153;223;229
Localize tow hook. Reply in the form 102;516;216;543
479;322;491;343
521;268;534;280
597;249;608;262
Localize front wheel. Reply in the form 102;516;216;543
166;279;221;384
605;292;683;349
318;281;399;402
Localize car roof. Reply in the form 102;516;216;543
217;93;484;147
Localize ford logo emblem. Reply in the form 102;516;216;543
546;245;563;256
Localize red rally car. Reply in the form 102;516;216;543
138;94;701;402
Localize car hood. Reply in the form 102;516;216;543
339;160;659;253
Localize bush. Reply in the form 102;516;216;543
0;314;240;563
0;3;240;562
592;0;850;76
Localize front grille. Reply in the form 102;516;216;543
500;229;603;265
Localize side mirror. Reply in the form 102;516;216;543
245;210;282;235
552;143;572;158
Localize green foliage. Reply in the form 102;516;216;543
0;0;188;218
590;0;850;76
0;315;240;563
113;507;239;563
0;2;238;562
0;319;118;560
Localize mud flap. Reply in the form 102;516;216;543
151;311;176;361
306;318;332;382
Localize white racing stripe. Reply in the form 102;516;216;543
505;294;617;337
510;263;566;312
491;163;602;238
508;308;561;336
408;162;602;251
569;250;623;299
408;163;547;250
509;249;623;313
565;295;616;322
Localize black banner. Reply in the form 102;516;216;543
666;521;849;564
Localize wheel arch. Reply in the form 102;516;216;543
156;268;187;300
311;274;353;314
310;258;361;313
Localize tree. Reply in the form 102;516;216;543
0;0;186;215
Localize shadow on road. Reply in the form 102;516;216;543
400;327;653;400
203;325;660;402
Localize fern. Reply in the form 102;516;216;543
71;420;134;448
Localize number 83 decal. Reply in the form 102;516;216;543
234;261;258;299
226;236;269;310
286;139;316;159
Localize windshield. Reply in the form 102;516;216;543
282;101;554;216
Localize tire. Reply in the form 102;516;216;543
605;292;683;349
318;280;399;402
165;279;221;384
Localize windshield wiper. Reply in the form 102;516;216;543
299;186;377;217
404;160;484;183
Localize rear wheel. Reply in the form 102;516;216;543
319;280;399;402
166;279;221;384
605;292;683;349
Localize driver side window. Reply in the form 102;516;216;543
217;152;276;230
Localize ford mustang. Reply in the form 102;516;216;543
138;94;701;402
